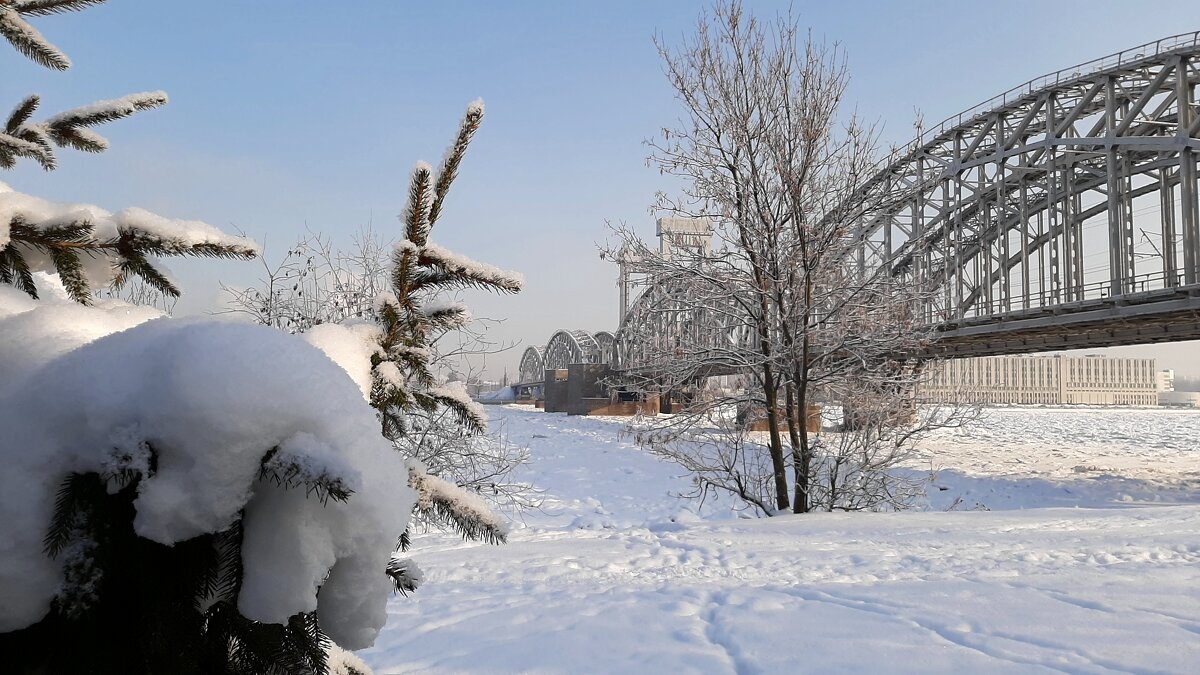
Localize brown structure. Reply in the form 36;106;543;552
566;363;612;415
740;404;823;433
572;392;660;416
842;399;916;430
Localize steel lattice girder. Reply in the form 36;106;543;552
614;277;756;376
543;329;605;371
844;34;1200;328
518;346;545;384
611;33;1200;372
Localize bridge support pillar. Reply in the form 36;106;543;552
543;369;569;413
566;363;612;415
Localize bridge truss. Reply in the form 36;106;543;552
607;33;1200;374
517;330;618;384
847;32;1200;356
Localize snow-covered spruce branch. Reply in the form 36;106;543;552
384;556;423;595
0;312;417;670
257;442;359;507
405;240;524;294
224;102;531;548
0;0;106;71
407;463;508;545
1;182;258;302
2;2;167;169
1;92;168;171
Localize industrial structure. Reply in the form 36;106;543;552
513;34;1200;414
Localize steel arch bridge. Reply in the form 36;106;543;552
613;277;754;377
517;330;618;384
844;32;1200;357
605;32;1200;375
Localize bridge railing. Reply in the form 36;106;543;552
884;31;1200;169
933;270;1187;324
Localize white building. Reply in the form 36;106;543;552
1157;369;1175;392
921;354;1157;406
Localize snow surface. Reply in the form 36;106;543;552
362;406;1200;673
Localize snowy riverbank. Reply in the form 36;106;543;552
363;406;1200;673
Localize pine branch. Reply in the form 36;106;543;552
113;250;178;299
0;242;37;297
409;267;522;294
47;124;107;152
257;446;356;506
385;556;422;595
408;466;507;544
278;612;330;675
0;127;54;168
43;472;99;557
421;389;486;436
428;100;483;228
2;212;257;301
47;90;167;129
420;302;471;330
6;94;39;132
14;0;107;17
117;228;258;259
197;521;244;611
401;162;434;247
47;239;89;302
218;607;329;675
416;242;523;294
5;216;94;300
0;5;70;69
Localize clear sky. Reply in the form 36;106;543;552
5;1;1200;377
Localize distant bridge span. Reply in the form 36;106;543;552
843;32;1200;358
521;33;1200;386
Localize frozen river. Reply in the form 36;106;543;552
362;406;1200;674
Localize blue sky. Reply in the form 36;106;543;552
5;1;1200;377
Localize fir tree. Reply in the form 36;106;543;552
0;5;524;673
1;5;349;673
371;101;523;591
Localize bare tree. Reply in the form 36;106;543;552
221;227;390;332
611;1;976;515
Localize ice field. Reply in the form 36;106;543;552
363;406;1200;674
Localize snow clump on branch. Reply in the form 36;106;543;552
0;292;415;650
0;181;258;285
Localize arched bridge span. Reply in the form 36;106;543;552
843;32;1200;357
607;33;1200;375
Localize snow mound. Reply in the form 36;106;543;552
0;308;413;650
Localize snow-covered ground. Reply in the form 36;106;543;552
362;406;1200;674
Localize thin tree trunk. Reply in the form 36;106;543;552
756;293;790;512
792;277;815;514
